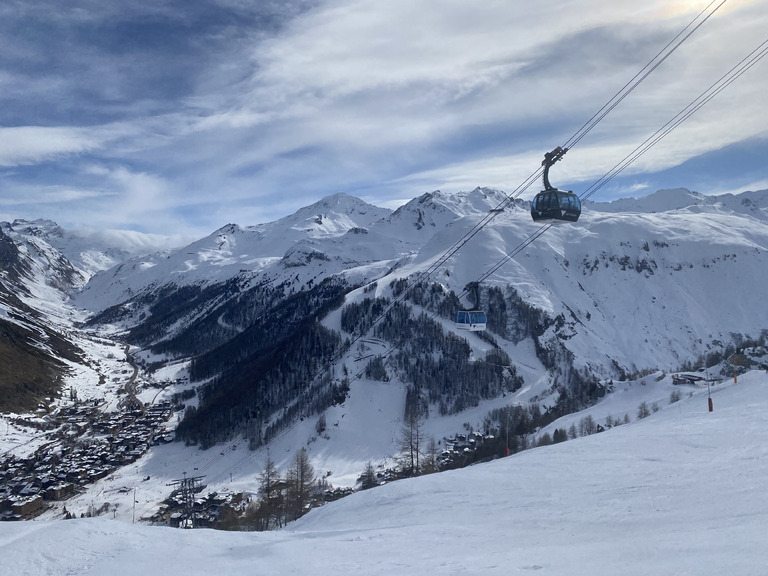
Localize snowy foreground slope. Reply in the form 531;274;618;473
3;372;766;576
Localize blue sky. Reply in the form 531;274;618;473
1;0;766;242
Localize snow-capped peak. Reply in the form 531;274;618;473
276;192;392;238
588;188;708;213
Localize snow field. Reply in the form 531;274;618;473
2;371;766;576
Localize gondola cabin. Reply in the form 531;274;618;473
455;310;487;331
530;189;581;223
531;145;581;223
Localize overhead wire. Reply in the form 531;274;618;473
564;0;727;150
469;33;768;295
579;36;768;203
205;1;734;483
372;0;729;311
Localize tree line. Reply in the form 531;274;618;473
218;447;321;531
175;278;350;449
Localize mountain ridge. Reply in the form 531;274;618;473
60;185;768;378
2;186;767;452
64;186;768;451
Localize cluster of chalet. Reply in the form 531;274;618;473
437;432;492;469
152;489;250;529
0;401;174;521
672;346;768;385
150;478;356;529
322;486;355;502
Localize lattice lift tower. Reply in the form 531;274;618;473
167;473;205;528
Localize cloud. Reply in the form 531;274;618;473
76;165;201;234
204;0;767;185
0;184;106;207
0;126;101;166
0;0;766;236
70;226;190;252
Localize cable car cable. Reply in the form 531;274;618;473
565;0;727;151
579;36;768;204
369;1;726;308
205;3;732;483
464;33;768;301
394;1;728;276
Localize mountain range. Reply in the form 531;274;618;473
1;186;767;449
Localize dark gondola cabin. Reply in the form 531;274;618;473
455;310;487;331
530;145;581;223
531;190;581;222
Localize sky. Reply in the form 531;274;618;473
1;0;767;243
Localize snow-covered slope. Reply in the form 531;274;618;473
2;187;768;574
519;207;767;373
69;185;768;394
3;371;766;576
2;219;172;283
587;187;768;220
1;220;87;295
350;187;768;376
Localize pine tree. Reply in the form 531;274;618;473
397;414;424;476
257;454;283;530
421;435;440;474
360;461;378;490
315;413;327;435
285;448;315;522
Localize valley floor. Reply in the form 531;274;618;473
1;371;766;575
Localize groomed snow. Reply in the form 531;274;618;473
2;371;766;575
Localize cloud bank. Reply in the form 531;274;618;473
1;0;766;239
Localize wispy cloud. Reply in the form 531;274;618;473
0;184;106;206
0;126;101;166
